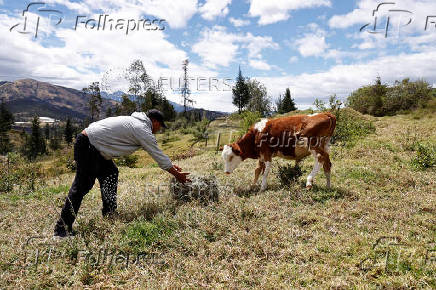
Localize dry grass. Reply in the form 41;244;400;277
0;113;435;288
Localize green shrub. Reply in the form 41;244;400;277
347;78;433;116
332;108;376;146
411;142;436;170
276;164;303;188
239;111;262;135
0;152;45;193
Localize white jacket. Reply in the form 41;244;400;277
85;112;173;170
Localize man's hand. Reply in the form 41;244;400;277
168;166;191;183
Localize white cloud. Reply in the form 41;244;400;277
0;12;201;90
74;0;199;28
199;0;231;20
248;0;331;25
289;56;298;63
229;17;250;27
294;24;328;57
295;34;328;57
329;0;436;33
258;50;436;109
329;0;436;53
249;59;271;70
192;26;278;69
192;26;240;69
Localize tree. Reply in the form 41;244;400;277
64;117;74;145
83;82;103;121
347;77;387;116
44;123;50;140
383;78;432;115
246;79;272;116
181;59;194;114
0;100;14;155
160;97;176;121
120;94;136;115
232;66;250;114
282;88;297;113
22;116;46;160
106;107;113;117
126;59;152;111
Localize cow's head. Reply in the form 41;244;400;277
221;144;243;174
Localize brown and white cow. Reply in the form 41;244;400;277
222;112;336;191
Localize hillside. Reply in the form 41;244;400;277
102;91;228;120
0;79;119;121
0;111;434;287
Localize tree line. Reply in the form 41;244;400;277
347;77;435;116
232;66;297;116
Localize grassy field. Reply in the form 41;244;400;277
0;111;435;288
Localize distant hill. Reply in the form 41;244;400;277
0;79;118;121
0;79;228;122
101;91;228;120
101;91;192;113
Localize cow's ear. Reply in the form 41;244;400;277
219;145;224;151
231;144;241;156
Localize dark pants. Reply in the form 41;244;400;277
55;133;118;233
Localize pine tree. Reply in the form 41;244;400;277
0;99;14;154
181;59;194;114
160;97;176;121
23;116;46;160
44;123;50;140
64;117;74;145
120;95;136;115
232;66;250;114
281;88;297;113
83;82;102;121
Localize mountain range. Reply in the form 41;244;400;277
0;79;227;122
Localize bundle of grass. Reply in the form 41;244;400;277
169;175;219;204
276;164;303;188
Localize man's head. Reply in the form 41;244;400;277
146;109;167;133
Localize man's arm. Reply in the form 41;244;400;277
167;165;191;183
136;129;191;183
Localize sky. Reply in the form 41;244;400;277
1;0;436;112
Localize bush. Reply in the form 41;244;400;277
239;111;262;135
276;164;303;188
411;142;436;170
347;78;433;116
332;108;376;146
0;152;45;193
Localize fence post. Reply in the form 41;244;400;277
216;133;221;152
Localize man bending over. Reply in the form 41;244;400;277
54;109;190;238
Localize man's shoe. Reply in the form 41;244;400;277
53;225;76;238
102;209;118;218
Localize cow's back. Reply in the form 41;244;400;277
254;113;336;159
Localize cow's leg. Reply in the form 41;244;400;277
260;161;271;191
318;150;332;189
253;160;265;185
306;150;320;189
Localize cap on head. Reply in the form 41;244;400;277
146;109;167;128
